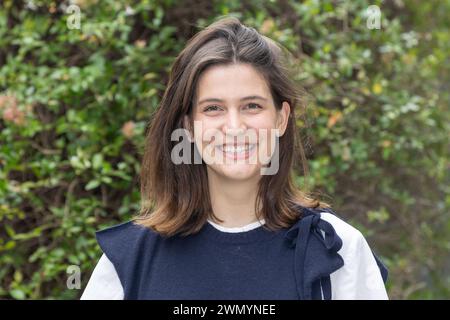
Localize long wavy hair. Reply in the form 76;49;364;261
134;16;330;237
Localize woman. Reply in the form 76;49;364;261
81;16;388;300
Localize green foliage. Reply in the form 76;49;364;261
1;0;449;299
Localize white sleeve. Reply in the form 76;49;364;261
320;212;389;300
80;253;124;300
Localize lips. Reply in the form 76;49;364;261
213;143;258;162
216;144;257;153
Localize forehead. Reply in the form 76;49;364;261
196;63;271;101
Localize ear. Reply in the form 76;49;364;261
183;115;193;143
276;101;291;137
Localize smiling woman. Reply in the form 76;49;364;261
137;16;324;234
81;16;389;300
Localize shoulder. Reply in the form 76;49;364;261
318;210;389;299
319;210;375;263
96;220;160;243
95;220;161;266
318;211;366;250
96;220;151;238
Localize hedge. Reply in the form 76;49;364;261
0;0;449;299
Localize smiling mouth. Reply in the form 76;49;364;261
216;144;257;154
214;144;258;162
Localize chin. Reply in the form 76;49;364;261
209;164;261;181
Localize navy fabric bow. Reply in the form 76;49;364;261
284;207;344;300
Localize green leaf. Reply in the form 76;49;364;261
85;180;100;190
10;289;26;300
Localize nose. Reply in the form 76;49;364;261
223;109;247;142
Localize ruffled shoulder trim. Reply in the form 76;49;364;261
95;220;160;287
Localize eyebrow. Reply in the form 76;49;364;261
197;95;268;105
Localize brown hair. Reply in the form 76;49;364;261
134;16;330;237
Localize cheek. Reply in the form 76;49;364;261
249;110;279;128
192;118;223;149
252;123;279;160
251;118;278;142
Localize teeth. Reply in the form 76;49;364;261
217;144;256;153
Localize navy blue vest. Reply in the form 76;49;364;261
95;206;387;299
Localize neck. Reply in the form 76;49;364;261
207;169;262;228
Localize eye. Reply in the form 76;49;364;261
203;105;222;112
244;103;262;110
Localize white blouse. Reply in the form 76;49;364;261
80;212;389;300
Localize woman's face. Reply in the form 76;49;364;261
187;63;290;182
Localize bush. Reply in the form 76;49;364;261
0;0;449;299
